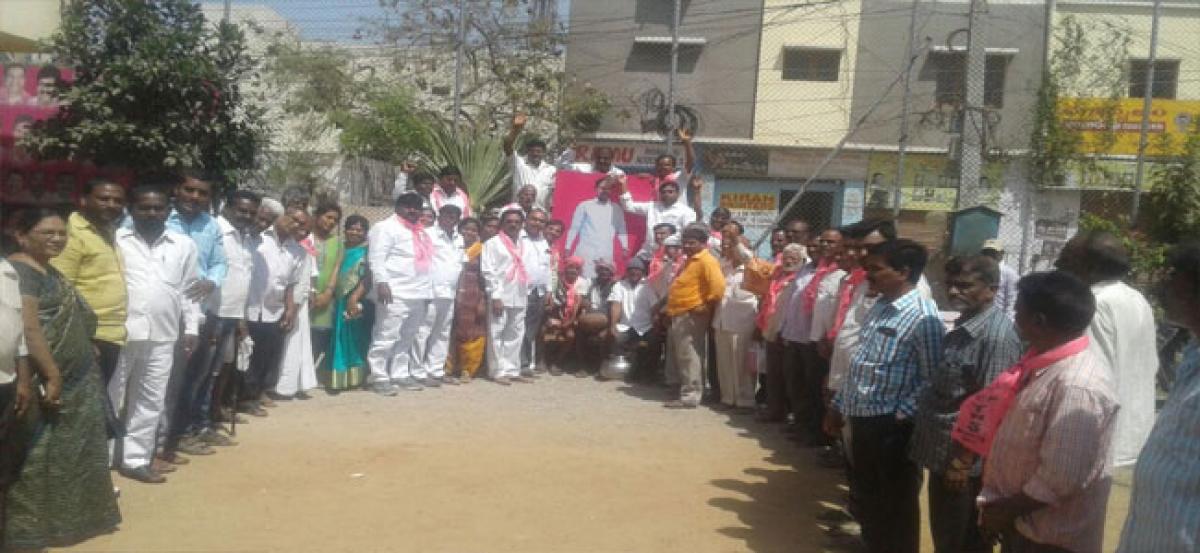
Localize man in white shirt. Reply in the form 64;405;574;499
109;185;201;484
566;176;629;279
431;165;472;218
519;208;552;377
778;245;820;440
608;258;661;382
274;211;318;399
557;145;626;176
416;204;465;385
802;228;846;445
367;192;437;395
179;189;259;447
618;177;697;259
1056;230;1158;467
713;224;760;409
0;256;29;536
503;112;556;210
980;239;1019;319
241;203;304;416
482;207;533;385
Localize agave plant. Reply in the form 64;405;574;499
419;122;512;213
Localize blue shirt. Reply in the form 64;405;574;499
166;209;227;287
834;287;943;418
1117;338;1200;553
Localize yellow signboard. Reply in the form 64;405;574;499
719;192;776;211
1058;98;1200;156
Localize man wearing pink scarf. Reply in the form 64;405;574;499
365;192;436;395
481;207;532;385
961;271;1118;553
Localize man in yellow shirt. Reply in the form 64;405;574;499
51;179;128;394
664;224;726;408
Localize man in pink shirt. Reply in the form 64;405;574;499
977;271;1119;553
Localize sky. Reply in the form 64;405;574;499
225;0;571;43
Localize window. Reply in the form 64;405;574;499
1128;59;1180;99
782;48;841;82
927;52;1010;108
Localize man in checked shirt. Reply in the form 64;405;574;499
824;239;943;553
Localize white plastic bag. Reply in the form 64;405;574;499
236;336;255;373
745;341;766;376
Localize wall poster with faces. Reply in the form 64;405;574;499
0;58;127;209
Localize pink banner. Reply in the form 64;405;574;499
550;171;656;276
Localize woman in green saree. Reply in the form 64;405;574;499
327;215;370;392
307;203;342;378
4;209;119;549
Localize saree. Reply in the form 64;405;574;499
448;243;487;377
308;234;342;330
328;245;367;390
5;262;120;548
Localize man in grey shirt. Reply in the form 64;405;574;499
908;255;1022;553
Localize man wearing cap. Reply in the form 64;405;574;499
980;239;1019;319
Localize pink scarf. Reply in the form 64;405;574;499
497;231;529;285
399;216;434;274
647;246;668;284
801;259;836;313
826;268;867;341
299;235;317;257
431;185;472;217
756;265;798;331
951;335;1091;457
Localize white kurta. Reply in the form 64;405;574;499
1087;280;1158;467
276;246;317;396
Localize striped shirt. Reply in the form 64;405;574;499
909;304;1022;474
834;287;943;418
981;347;1119;553
1118;338;1200;553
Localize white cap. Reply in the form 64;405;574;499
981;238;1004;253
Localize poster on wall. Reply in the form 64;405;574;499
551;170;657;277
865;153;1004;212
0;61;122;208
719;191;777;249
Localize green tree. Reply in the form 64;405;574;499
1029;15;1131;187
23;0;265;182
1146;121;1200;243
418;121;511;212
371;0;603;139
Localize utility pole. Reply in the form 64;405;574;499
665;0;681;151
1131;0;1162;223
893;0;922;218
452;0;468;138
956;0;987;209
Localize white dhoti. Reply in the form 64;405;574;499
367;298;429;382
488;306;526;379
275;301;317;396
414;298;454;379
110;340;176;469
715;329;757;408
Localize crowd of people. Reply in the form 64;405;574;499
0;138;1196;552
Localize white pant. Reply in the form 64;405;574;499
414;298;454;378
715;329;757;408
109;340;176;469
488;306;525;379
276;301;317;396
368;298;429;383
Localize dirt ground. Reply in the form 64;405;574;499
58;376;1131;553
